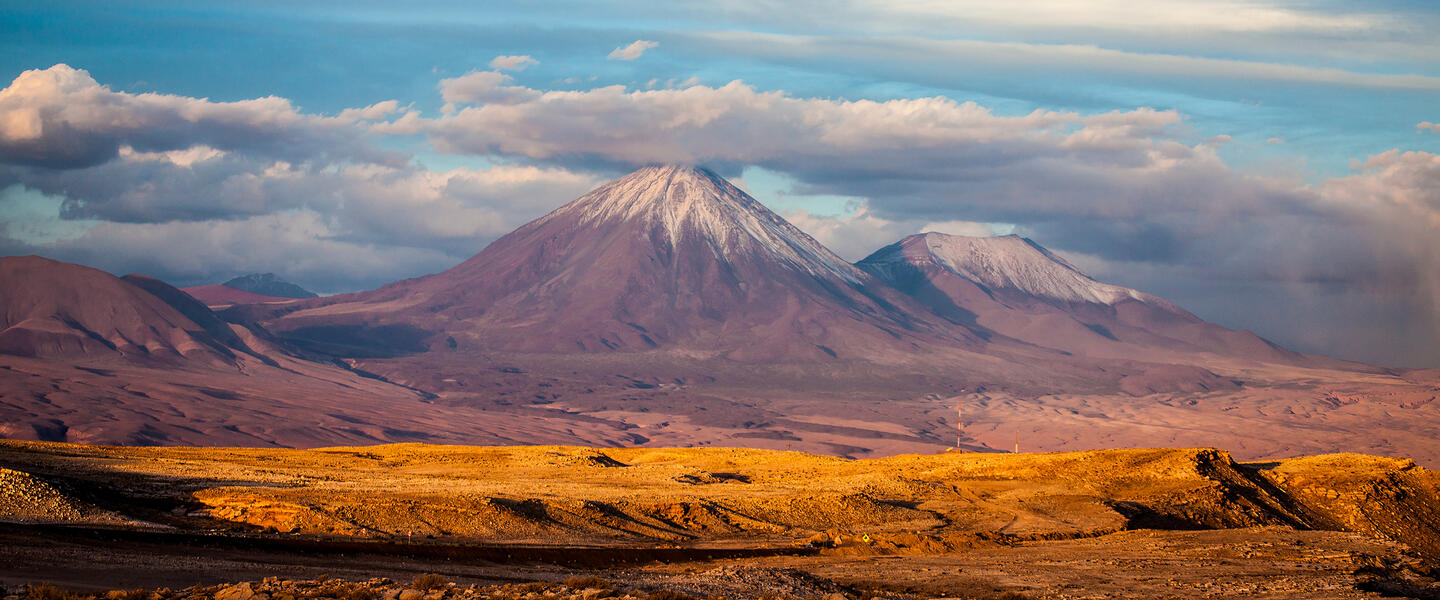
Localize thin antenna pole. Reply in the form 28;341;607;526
1013;429;1019;454
955;397;963;449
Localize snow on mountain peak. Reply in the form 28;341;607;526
541;165;863;284
874;231;1175;308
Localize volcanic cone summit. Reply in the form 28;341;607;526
265;164;966;358
536;165;863;283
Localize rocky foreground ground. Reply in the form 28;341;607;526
0;571;860;600
3;441;1440;598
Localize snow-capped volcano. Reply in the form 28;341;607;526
537;165;864;285
861;232;1179;309
265;165;974;360
858;232;1304;363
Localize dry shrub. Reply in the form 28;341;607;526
959;592;1031;600
562;577;612;590
25;584;86;600
514;582;551;593
644;591;698;600
411;574;449;591
314;578;362;599
104;590;148;600
340;585;376;600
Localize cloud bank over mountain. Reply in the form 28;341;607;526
0;54;1436;365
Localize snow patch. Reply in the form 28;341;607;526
884;232;1174;308
540;165;864;284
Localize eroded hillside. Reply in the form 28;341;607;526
5;441;1440;598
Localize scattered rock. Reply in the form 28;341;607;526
214;583;265;600
38;577;788;600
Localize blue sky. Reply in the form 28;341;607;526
7;1;1434;173
1;1;1438;366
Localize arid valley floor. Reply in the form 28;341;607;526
2;441;1439;599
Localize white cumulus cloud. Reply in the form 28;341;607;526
488;55;538;71
0;64;404;169
607;40;659;60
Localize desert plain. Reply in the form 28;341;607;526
1;440;1439;599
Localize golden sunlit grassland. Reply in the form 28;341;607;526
3;441;1440;598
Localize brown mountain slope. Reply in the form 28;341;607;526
0;256;539;447
0;256;239;366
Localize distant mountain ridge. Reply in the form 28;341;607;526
180;273;315;307
222;273;316;299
